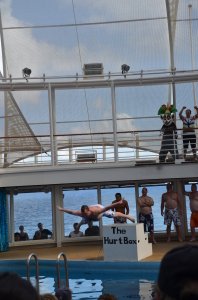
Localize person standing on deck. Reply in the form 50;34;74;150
111;193;129;223
161;183;182;242
183;183;198;242
179;106;198;160
138;187;156;244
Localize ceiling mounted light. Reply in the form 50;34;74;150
22;67;31;81
121;64;130;78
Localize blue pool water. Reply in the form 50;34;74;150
0;260;160;299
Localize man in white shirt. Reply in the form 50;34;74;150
69;222;83;238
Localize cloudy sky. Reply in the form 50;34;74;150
0;0;197;141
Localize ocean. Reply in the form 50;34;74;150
13;185;192;240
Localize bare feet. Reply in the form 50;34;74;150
190;238;196;242
151;239;157;244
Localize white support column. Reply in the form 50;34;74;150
0;11;7;78
68;138;73;162
54;185;63;247
48;84;57;166
135;135;140;159
188;4;197;108
0;11;9;166
134;182;139;222
97;185;102;234
111;81;118;162
9;191;14;245
102;140;106;161
175;180;188;240
165;0;179;109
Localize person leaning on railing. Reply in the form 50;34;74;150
179;106;198;160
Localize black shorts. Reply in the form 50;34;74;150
183;133;196;149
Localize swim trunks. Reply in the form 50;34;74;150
139;212;154;233
81;205;116;224
164;207;181;226
190;212;198;228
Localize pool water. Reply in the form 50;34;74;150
0;260;160;299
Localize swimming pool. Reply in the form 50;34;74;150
0;260;160;299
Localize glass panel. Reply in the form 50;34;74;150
138;185;167;233
101;187;136;225
13;191;53;241
63;189;98;237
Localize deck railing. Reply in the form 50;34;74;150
0;128;197;168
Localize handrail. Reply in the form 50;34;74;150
56;252;69;289
26;253;40;294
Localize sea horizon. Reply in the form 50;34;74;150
13;185;192;240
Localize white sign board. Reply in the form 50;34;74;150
103;223;152;261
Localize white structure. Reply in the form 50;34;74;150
103;223;152;261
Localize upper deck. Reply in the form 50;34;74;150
0;0;198;249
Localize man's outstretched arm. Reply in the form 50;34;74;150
57;206;82;216
100;200;123;213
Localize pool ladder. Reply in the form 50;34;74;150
26;252;69;293
56;252;69;288
26;253;40;294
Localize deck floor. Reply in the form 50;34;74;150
0;241;193;262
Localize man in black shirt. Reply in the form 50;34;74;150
33;223;52;240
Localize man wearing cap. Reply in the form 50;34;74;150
154;244;198;299
161;183;182;242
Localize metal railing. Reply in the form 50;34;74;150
56;252;69;289
0;128;197;168
26;253;40;294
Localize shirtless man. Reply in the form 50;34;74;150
138;187;156;244
111;193;129;224
57;200;135;229
184;183;198;242
161;183;182;242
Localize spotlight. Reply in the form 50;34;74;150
22;67;31;80
121;64;130;78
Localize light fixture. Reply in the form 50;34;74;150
22;67;31;81
121;64;130;78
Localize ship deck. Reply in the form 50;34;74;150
0;241;193;262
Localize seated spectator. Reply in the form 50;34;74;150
154;244;198;299
33;223;52;240
55;288;72;300
69;223;83;238
18;225;29;241
85;222;100;236
0;272;40;300
14;232;21;241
